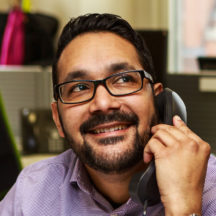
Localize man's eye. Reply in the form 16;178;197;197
70;83;90;92
115;75;135;83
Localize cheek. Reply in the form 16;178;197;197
126;92;155;133
59;105;87;140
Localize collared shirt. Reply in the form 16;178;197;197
0;149;216;216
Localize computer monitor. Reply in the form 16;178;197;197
0;92;22;200
197;56;216;70
136;30;168;85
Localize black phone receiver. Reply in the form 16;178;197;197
129;88;187;208
156;88;187;125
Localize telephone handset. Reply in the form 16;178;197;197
129;88;187;210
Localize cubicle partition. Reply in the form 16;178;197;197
0;66;52;151
167;73;216;154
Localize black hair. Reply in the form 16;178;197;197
52;13;156;100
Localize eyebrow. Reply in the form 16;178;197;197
63;70;88;82
62;62;137;83
107;62;136;73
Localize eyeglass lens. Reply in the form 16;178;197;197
59;71;143;103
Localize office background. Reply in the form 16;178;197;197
0;0;216;162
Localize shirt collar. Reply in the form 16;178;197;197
69;155;164;214
70;156;94;195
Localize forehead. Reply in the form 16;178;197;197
57;32;143;83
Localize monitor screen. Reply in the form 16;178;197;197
197;56;216;70
0;92;22;200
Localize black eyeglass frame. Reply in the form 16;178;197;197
54;70;154;104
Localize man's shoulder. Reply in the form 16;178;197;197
0;150;78;215
19;149;77;184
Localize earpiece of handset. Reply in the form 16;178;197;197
129;161;160;206
156;88;187;125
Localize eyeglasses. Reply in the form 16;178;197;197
54;70;154;104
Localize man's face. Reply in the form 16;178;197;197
52;32;161;174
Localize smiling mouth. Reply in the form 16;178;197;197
91;124;130;134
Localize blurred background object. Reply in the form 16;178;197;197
21;108;67;154
0;0;58;66
0;92;22;201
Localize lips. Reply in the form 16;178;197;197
80;111;139;135
91;124;129;134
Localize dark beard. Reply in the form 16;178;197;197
59;110;158;174
80;130;148;173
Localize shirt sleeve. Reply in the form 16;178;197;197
202;154;216;216
0;151;71;216
0;167;26;216
0;184;18;216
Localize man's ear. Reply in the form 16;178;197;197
51;102;65;138
153;82;163;96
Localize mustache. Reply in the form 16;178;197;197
80;111;139;134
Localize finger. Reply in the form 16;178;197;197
151;127;180;147
173;115;204;143
151;123;202;154
174;115;211;156
144;137;166;163
152;122;193;148
152;116;203;145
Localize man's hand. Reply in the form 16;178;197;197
144;115;211;216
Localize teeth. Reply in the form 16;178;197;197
93;125;128;134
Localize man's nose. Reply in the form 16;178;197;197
88;85;121;114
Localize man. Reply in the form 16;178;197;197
0;13;215;216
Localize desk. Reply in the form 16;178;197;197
21;154;57;167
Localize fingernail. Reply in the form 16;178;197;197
174;115;181;121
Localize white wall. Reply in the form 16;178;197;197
0;0;168;36
134;0;168;29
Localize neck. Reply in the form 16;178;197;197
85;161;147;205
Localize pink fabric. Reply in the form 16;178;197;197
0;8;25;65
